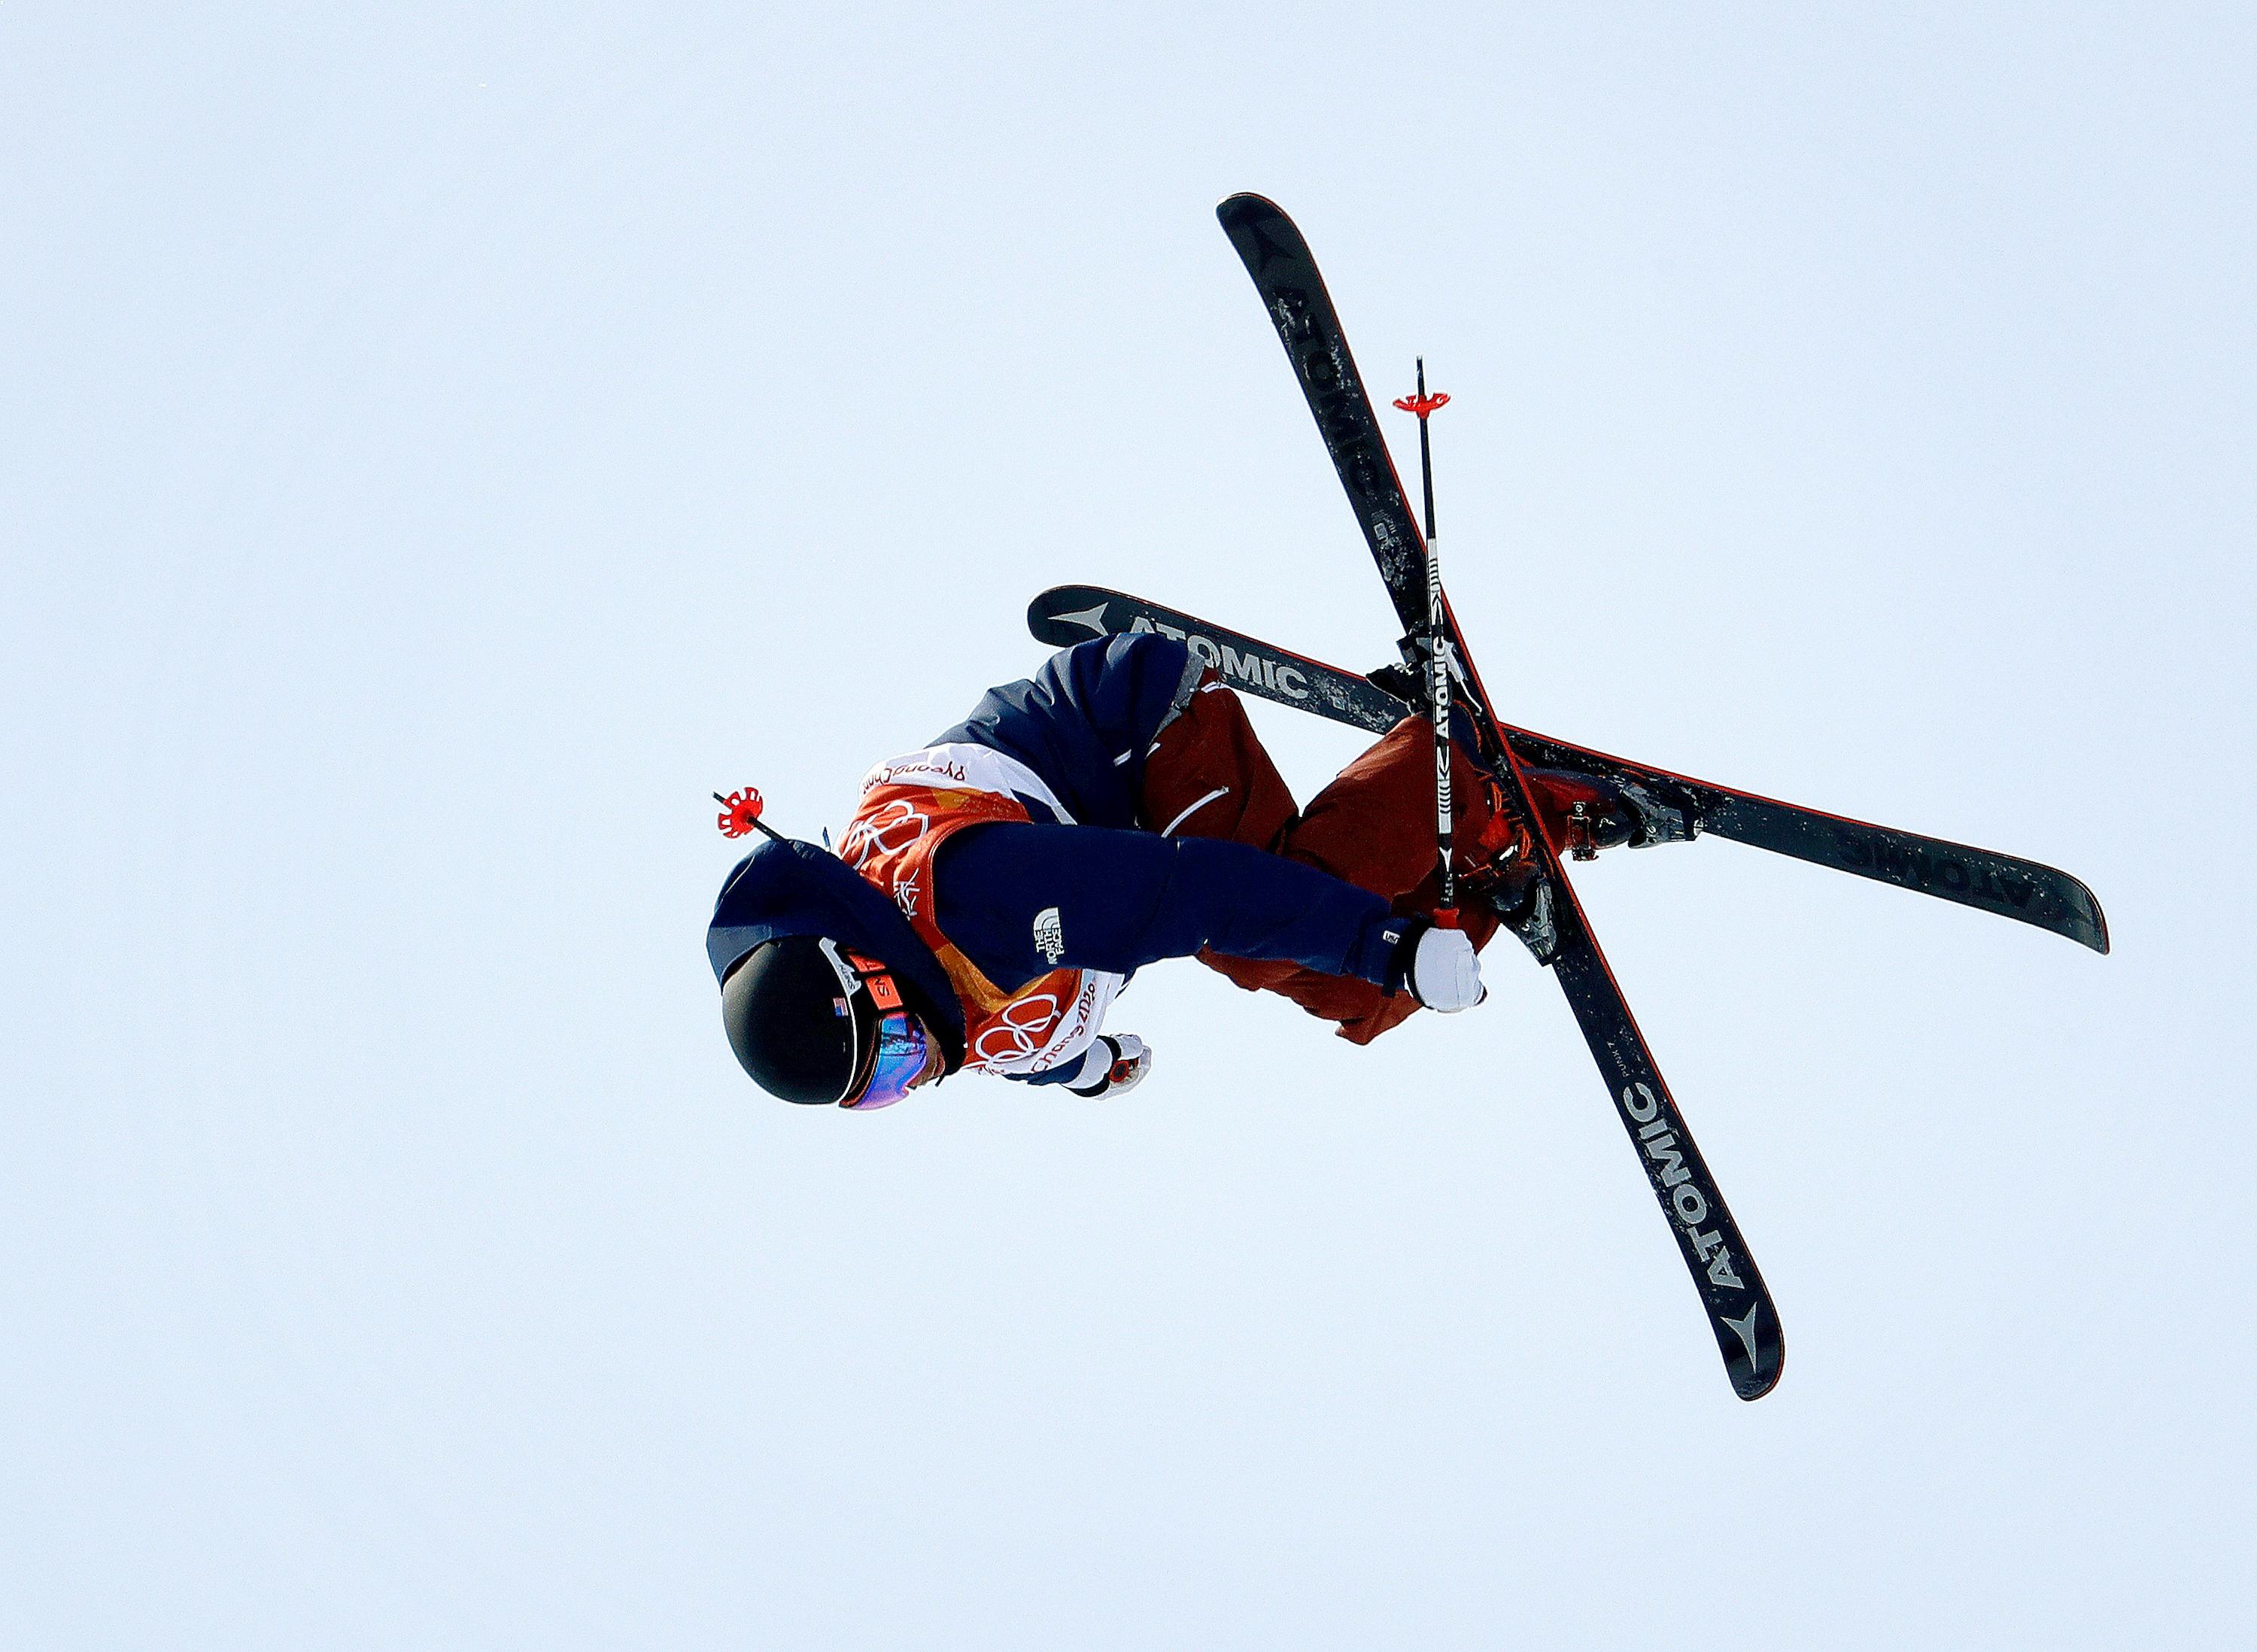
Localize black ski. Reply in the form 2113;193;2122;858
1216;192;1784;1400
1028;584;2109;954
1031;585;1413;733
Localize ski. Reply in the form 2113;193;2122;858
1031;585;1409;733
1028;583;2109;954
1216;192;1784;1399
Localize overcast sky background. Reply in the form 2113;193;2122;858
6;4;2252;1647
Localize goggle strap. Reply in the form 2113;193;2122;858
815;938;912;1104
814;938;871;1104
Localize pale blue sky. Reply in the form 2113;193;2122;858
5;4;2252;1646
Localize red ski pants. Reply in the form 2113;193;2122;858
1139;675;1521;1044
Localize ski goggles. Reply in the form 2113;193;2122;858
816;939;934;1110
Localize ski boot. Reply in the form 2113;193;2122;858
1365;658;1441;715
1526;769;1698;861
1364;659;1698;861
1469;836;1560;965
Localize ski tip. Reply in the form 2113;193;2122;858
1216;190;1284;219
2025;864;2110;953
1998;855;2109;953
1026;586;1116;648
1216;193;1296;247
2070;880;2111;955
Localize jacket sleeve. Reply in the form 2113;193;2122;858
933;821;1411;994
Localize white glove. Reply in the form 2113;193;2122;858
1066;1034;1151;1098
1409;924;1484;1013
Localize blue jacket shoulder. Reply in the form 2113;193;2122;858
931;635;1196;829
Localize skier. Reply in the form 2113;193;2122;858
706;633;1675;1110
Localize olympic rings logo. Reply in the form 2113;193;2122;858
840;798;931;867
971;992;1063;1066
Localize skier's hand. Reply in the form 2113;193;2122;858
1400;920;1484;1013
1066;1034;1151;1098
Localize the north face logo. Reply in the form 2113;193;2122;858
1032;906;1065;965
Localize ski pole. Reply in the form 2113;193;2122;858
715;787;789;844
1394;360;1454;924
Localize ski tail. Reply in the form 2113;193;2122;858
1551;922;1785;1398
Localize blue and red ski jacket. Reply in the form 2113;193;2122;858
706;636;1408;1085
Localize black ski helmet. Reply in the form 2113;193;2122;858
720;937;861;1104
